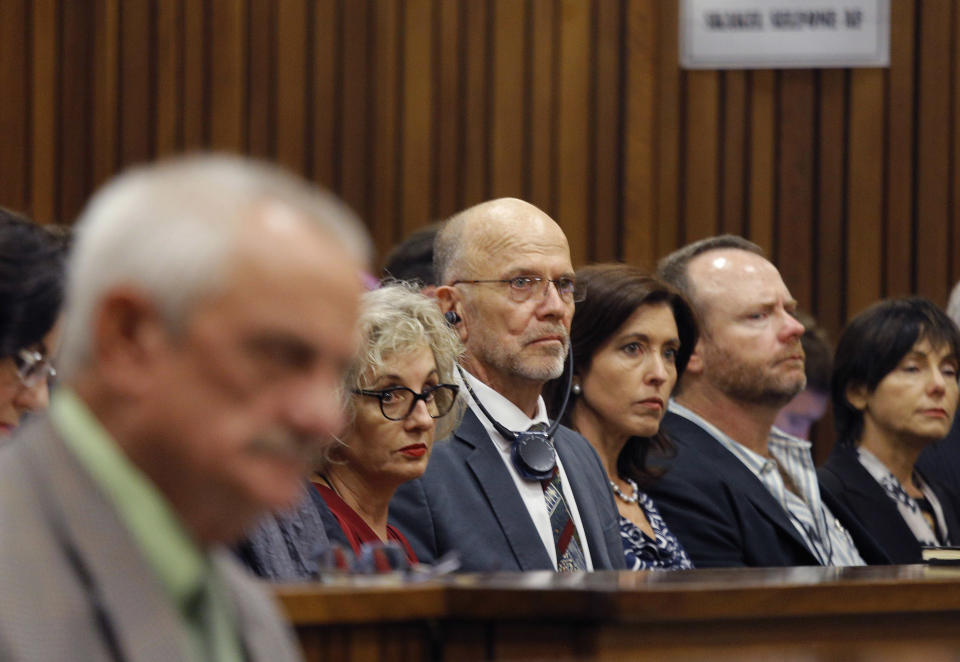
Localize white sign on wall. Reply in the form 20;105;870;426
680;0;890;69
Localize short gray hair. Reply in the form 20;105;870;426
657;234;764;312
342;283;465;440
948;280;960;326
433;209;468;285
59;154;370;378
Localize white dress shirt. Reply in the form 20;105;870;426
458;369;594;570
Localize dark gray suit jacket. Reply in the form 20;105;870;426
917;416;960;495
389;408;626;571
0;415;303;662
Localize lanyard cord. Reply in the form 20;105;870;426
456;350;575;441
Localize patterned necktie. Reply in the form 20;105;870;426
529;423;587;571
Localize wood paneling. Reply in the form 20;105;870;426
2;0;959;333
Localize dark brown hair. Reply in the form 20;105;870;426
833;296;960;447
545;264;698;487
0;209;68;357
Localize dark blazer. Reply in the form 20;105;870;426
647;412;890;568
818;444;960;564
389;408;626;571
917;416;960;495
0;415;302;662
238;483;350;582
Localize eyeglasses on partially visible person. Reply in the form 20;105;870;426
544;264;699;571
239;283;465;580
0;209;68;438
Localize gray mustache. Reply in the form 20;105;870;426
248;429;331;469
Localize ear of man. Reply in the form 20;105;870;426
92;288;172;396
435;284;468;342
684;339;706;376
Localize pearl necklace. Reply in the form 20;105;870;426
610;477;640;504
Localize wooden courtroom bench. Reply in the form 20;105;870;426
276;565;960;661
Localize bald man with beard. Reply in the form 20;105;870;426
389;198;624;572
648;235;888;567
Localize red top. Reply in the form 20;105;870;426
312;482;418;564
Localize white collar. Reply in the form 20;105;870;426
457;369;550;444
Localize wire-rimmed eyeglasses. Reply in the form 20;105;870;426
452;276;585;303
13;348;56;389
352;384;459;421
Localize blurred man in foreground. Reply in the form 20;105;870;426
0;155;368;661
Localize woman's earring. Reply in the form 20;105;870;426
571;383;582;395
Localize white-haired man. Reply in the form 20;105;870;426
0;156;368;661
390;198;624;571
918;280;960;489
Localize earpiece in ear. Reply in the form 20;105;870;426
444;311;461;326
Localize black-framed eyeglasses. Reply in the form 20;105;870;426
452;276;585;303
352;384;460;421
13;348;56;389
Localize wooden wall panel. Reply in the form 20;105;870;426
434;0;462;220
622;0;658;270
310;0;337;188
592;0;622;263
339;0;372;222
885;0;915;298
556;0;590;266
0;0;28;212
719;71;746;237
275;0;308;173
653;0;682;261
527;0;556;217
119;0;152;165
815;70;846;335
371;0;401;252
846;69;885;318
2;0;959;337
490;0;525;201
155;0;182;157
399;0;433;237
459;0;489;209
683;71;720;242
747;70;775;256
915;2;952;305
776;71;815;309
181;1;206;148
30;0;58;223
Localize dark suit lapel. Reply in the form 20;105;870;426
457;409;553;570
822;447;919;561
24;418;194;661
666;413;814;555
918;466;960;545
554;430;609;567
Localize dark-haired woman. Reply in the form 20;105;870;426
818;297;960;563
0;209;67;438
546;264;697;570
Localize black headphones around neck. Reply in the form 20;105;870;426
457;351;574;481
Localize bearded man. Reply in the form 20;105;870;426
389;198;624;571
649;235;888;567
